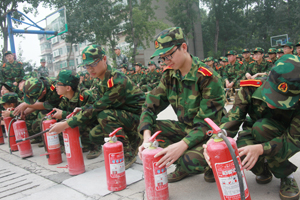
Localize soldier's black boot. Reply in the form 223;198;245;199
256;163;272;184
204;168;215;182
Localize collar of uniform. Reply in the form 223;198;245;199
102;64;113;87
171;54;199;81
255;59;266;65
69;89;80;103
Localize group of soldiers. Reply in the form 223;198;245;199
1;27;300;200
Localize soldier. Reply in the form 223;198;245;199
295;42;300;57
120;63;130;76
114;46;128;70
131;62;145;87
245;47;272;79
223;50;246;88
242;48;255;69
205;57;214;68
37;58;49;78
1;51;24;86
49;44;145;169
283;42;294;55
277;48;284;59
264;53;269;60
140;61;161;92
204;54;300;200
237;54;243;61
51;70;99;159
268;48;278;64
138;27;225;182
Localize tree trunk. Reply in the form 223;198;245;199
128;0;136;63
214;19;219;54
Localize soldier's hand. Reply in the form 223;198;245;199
138;130;152;160
238;144;263;171
13;82;18;86
154;140;188;168
245;73;252;79
73;107;82;114
13;102;28;116
49;121;69;133
52;108;63;119
1;111;11;118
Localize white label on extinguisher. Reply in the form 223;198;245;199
64;134;71;158
153;162;168;191
215;158;250;200
109;152;125;178
46;132;60;150
15;128;27;138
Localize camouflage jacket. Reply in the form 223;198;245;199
38;77;62;110
138;55;225;148
29;71;38;78
37;66;49;77
140;70;161;88
215;65;224;77
67;65;145;128
58;87;96;119
1;61;24;83
83;78;93;89
243;57;255;69
223;60;246;85
246;59;273;75
270;57;278;65
115;54;128;69
220;84;300;157
131;71;145;85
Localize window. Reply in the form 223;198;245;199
51;37;58;44
53;49;60;57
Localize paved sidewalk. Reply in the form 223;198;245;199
0;105;299;200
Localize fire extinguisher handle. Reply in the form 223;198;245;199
66;112;76;119
109;127;123;137
204;118;221;134
46;109;56;116
148;130;162;142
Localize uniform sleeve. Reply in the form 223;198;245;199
138;76;170;134
15;63;25;83
222;65;229;82
43;90;62;110
262;111;300;159
219;87;252;137
234;63;246;83
67;75;128;128
182;73;225;148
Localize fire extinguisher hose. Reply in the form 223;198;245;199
8;118;17;154
219;133;245;200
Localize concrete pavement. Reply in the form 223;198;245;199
0;105;299;200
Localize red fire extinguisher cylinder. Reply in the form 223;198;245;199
103;127;126;191
12;120;33;158
0;125;4;145
205;118;251;200
4;117;18;152
142;131;169;200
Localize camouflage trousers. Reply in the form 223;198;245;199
151;120;209;175
238;118;298;178
25;110;39;136
32;110;93;149
89;109;142;159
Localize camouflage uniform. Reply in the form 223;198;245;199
246;59;273;75
220;55;300;199
223;51;247;88
0;60;24;84
115;53;128;69
56;70;97;150
37;66;49;77
24;77;62;133
139;27;225;175
140;61;161;92
66;45;145;161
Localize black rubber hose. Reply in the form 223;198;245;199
8;118;17;154
220;133;245;200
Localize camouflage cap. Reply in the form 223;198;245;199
24;78;44;105
222;57;228;62
114;46;120;50
142;65;148;69
57;70;79;88
22;75;32;81
4;51;12;56
283;41;293;48
264;53;269;58
0;92;18;104
268;48;277;54
295;42;300;47
160;62;167;66
225;50;237;56
206;57;213;62
261;54;300;110
79;45;106;67
237;54;243;58
253;47;264;53
148;61;156;66
150;27;186;59
0;81;15;92
120;63;128;69
40;58;46;62
214;59;218;63
242;48;250;53
277;48;284;53
134;62;142;67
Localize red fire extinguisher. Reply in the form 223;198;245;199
205;118;251;200
0;123;4;145
4;117;18;152
103;127;126;191
142;130;169;200
40;110;62;165
58;112;85;175
12;118;33;158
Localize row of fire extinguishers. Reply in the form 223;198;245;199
4;108;251;200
